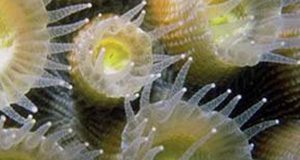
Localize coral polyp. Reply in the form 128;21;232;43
254;121;300;160
121;59;279;159
0;115;102;160
70;1;185;107
0;0;91;123
146;0;300;84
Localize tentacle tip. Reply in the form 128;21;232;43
67;85;73;90
227;89;232;94
46;121;52;126
0;116;6;122
32;107;38;113
98;13;102;17
141;10;146;15
159;145;164;151
27;114;33;120
142;1;147;5
151;127;157;132
262;98;267;103
87;3;93;8
68;128;73;133
101;47;106;52
210;83;216;88
144;118;149;123
237;95;242;100
188;57;193;61
211;128;217;133
180;53;187;59
182;87;188;92
250;143;255;150
84;142;90;146
144;137;149;142
31;119;37;124
99;149;104;154
296;60;300;65
156;73;162;78
84;18;90;23
275;119;280;124
134;93;140;98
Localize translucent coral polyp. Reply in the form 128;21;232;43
121;59;279;160
0;0;91;123
146;0;300;84
0;115;102;160
70;1;186;107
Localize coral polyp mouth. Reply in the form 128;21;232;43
93;38;132;74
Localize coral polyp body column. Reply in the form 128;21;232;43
0;0;91;123
146;0;300;84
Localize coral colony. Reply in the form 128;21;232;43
0;0;299;160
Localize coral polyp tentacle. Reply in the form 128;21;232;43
146;0;300;84
48;18;90;38
121;59;279;160
69;1;185;108
0;0;90;123
0;115;101;160
121;1;147;22
48;3;92;23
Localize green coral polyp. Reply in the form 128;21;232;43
70;13;152;105
70;1;185;107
